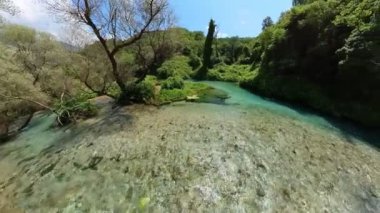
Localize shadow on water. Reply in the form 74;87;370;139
0;107;137;160
202;81;380;150
275;100;380;150
39;107;136;154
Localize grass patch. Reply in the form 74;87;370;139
158;82;229;105
161;76;185;90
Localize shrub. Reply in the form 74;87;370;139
158;89;187;104
161;76;185;90
135;81;155;101
188;54;202;70
54;92;98;125
106;83;122;98
157;56;193;79
157;82;229;105
124;76;157;103
207;64;256;82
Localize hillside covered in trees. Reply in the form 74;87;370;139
242;0;380;126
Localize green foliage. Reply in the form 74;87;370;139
167;28;204;57
215;37;252;65
1;24;72;98
134;81;155;102
124;76;157;103
188;54;202;70
157;56;193;79
244;0;380;126
158;89;188;104
1;24;36;45
197;19;216;79
208;64;256;82
106;83;122;98
334;0;379;30
158;82;207;104
54;92;98;125
203;19;216;69
292;0;315;6
161;76;185;90
158;82;228;105
242;72;333;111
0;41;49;125
262;16;274;31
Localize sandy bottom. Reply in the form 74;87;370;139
0;102;379;212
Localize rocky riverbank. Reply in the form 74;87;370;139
0;100;379;212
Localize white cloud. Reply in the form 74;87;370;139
1;0;64;39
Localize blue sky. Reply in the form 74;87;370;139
170;0;293;37
3;0;292;39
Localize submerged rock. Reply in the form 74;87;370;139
87;156;103;170
40;162;57;177
256;186;266;197
194;185;221;204
8;113;34;133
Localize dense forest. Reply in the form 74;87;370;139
0;0;379;141
242;0;380;127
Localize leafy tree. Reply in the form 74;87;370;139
262;16;274;31
133;30;177;82
197;19;216;79
0;41;50;136
0;23;99;134
0;24;74;99
214;37;252;65
157;56;193;79
243;0;380;126
1;25;65;87
69;42;114;97
0;0;18;16
292;0;309;6
43;0;173;104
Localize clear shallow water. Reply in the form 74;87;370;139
202;81;380;148
0;113;67;161
203;81;333;128
0;82;379;212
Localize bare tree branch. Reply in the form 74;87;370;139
0;94;55;112
42;0;173;101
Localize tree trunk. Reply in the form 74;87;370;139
107;53;132;104
0;122;9;143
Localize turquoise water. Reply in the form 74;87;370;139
203;81;333;127
0;113;68;159
202;81;380;147
0;81;379;212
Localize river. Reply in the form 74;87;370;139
0;82;379;212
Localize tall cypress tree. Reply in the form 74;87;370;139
197;19;216;79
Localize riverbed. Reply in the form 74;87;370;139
0;82;379;212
